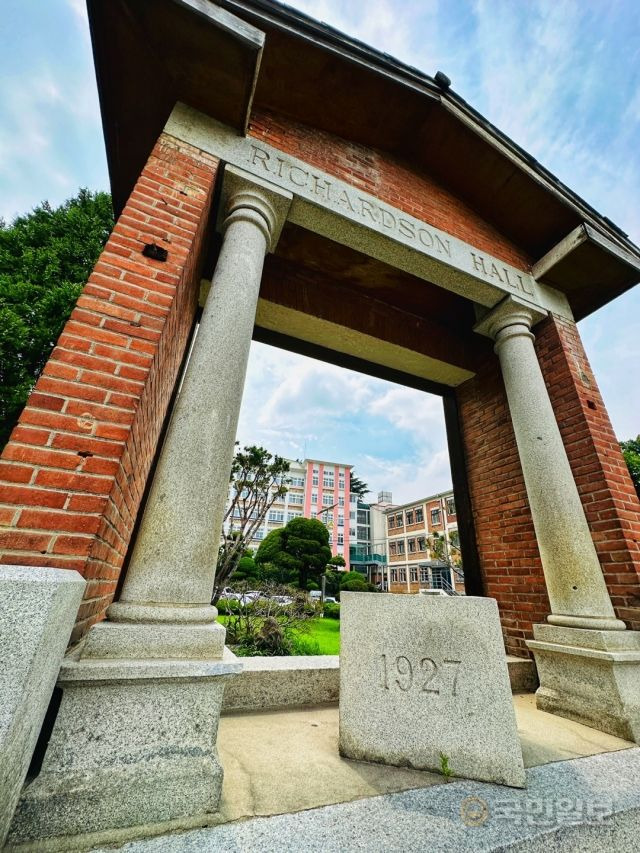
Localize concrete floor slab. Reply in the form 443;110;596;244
214;695;632;825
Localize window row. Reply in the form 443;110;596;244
390;566;430;583
389;537;427;556
387;500;455;530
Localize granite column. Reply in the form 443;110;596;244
476;296;640;743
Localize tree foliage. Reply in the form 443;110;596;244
620;436;640;500
349;472;369;498
0;189;114;449
212;445;290;602
255;516;332;589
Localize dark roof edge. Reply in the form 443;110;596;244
219;0;640;260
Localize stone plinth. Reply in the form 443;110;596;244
339;592;526;787
7;654;241;849
0;565;85;847
528;624;640;743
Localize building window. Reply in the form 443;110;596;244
311;491;318;504
389;542;397;556
431;508;441;526
410;567;418;582
339;496;344;506
312;475;319;486
398;568;406;582
287;511;302;521
397;541;405;555
323;476;334;488
406;510;414;525
268;511;284;523
349;527;356;536
420;566;429;583
311;511;317;519
391;569;398;583
337;533;344;545
253;529;264;541
290;477;304;487
447;497;456;516
408;538;416;553
323;494;334;506
387;516;395;529
338;515;344;527
415;507;424;523
418;537;426;551
288;493;304;505
395;513;403;528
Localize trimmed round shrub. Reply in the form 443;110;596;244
340;578;369;592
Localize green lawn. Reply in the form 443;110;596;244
293;618;340;655
218;614;340;656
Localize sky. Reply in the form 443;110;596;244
1;0;639;504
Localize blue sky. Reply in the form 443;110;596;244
1;0;639;503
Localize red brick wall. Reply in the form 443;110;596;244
249;110;530;270
248;110;640;651
0;133;218;641
536;315;640;628
456;350;549;657
457;315;640;657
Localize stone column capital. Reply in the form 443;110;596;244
473;295;547;343
219;164;292;252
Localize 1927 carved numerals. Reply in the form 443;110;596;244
378;654;461;696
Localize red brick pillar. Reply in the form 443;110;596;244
536;315;640;629
456;352;549;657
457;313;640;656
0;134;219;642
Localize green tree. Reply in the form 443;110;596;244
322;569;343;596
255;516;332;589
620;436;640;500
349;472;369;498
232;554;259;582
0;189;114;449
213;445;290;602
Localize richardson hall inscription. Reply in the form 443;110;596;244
248;143;535;299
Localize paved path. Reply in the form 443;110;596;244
97;747;640;852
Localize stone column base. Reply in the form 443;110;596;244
527;624;640;743
6;652;241;851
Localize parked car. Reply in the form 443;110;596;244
309;590;322;601
324;596;337;604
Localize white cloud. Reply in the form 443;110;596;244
292;0;438;70
235;343;451;505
